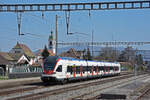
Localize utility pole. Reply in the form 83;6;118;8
17;13;22;36
55;15;61;56
55;15;58;56
92;30;94;59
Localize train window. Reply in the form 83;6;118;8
76;66;80;74
83;66;86;73
94;66;97;72
87;66;90;71
56;65;62;72
67;66;73;73
44;56;57;71
67;66;70;72
99;66;104;71
116;67;119;71
114;66;119;71
109;67;111;71
98;66;100;71
106;67;109;72
112;66;115;71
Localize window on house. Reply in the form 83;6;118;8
15;51;21;53
50;41;52;45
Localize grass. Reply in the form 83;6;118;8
0;76;8;80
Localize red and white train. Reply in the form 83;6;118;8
41;56;121;83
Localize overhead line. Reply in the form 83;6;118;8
0;0;150;12
57;42;150;46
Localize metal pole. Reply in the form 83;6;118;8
17;13;22;36
92;30;94;59
56;15;58;56
134;64;137;85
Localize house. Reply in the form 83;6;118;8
59;48;84;59
9;42;35;65
0;54;11;75
0;42;36;74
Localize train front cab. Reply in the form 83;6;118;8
41;56;59;82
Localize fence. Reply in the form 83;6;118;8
9;66;43;73
8;66;43;79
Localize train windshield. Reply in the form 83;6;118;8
44;56;58;70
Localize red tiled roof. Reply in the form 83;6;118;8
0;52;23;62
0;52;14;61
13;42;35;57
0;55;10;65
37;49;55;56
59;48;83;59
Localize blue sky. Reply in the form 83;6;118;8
0;0;150;52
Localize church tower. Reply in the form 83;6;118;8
48;31;56;54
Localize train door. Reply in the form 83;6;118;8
80;65;83;77
72;65;76;78
108;67;110;74
91;66;94;76
96;66;98;75
104;66;106;75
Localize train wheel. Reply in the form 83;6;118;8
60;79;67;85
41;79;48;83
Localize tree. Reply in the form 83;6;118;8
118;46;136;63
41;45;49;59
87;48;92;60
96;47;120;62
84;48;92;60
136;54;143;66
82;49;86;60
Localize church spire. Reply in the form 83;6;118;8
48;30;56;54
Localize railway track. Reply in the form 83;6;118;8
0;72;130;97
70;74;149;100
2;72;148;100
5;72;144;100
135;83;150;100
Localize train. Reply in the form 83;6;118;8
41;56;121;83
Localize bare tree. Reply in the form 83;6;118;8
96;47;120;62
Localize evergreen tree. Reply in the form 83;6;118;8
136;54;143;65
83;49;86;60
86;48;92;60
42;45;49;59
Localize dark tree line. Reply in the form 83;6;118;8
94;46;144;68
83;48;92;60
41;45;144;70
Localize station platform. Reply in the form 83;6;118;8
0;77;41;88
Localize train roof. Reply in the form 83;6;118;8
46;56;120;64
